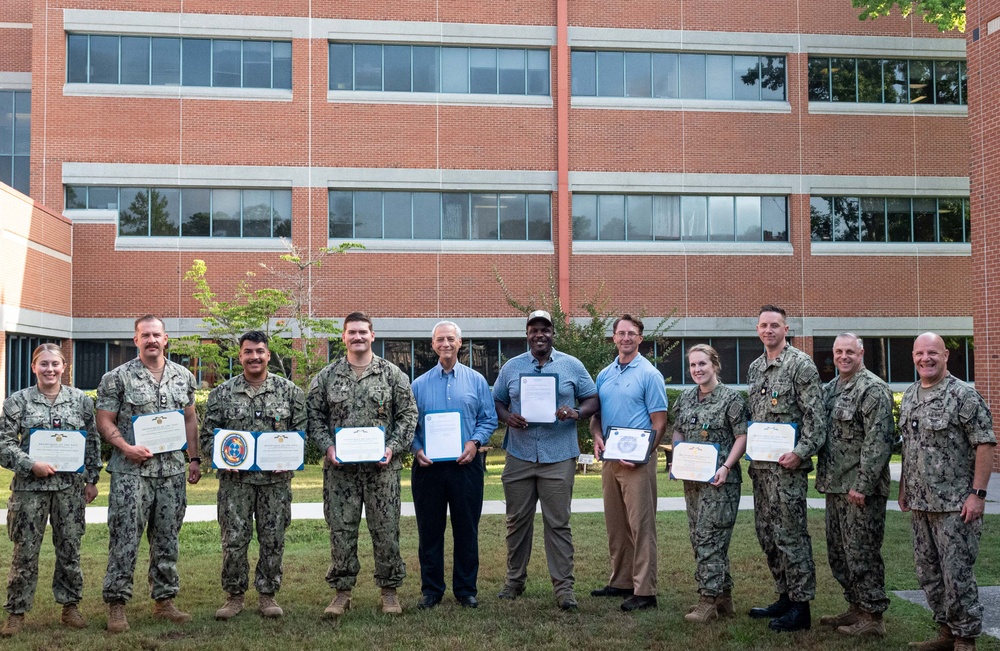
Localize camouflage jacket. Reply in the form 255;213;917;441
670;383;748;484
200;373;307;485
816;368;894;496
746;344;827;472
96;358;196;477
307;355;418;471
0;385;102;490
899;375;997;512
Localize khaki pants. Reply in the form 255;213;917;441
601;459;658;596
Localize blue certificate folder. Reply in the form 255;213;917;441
212;430;306;471
28;429;87;473
334;426;388;464
744;421;798;462
669;441;720;482
422;410;463;462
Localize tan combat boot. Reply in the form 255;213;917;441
716;590;735;617
61;603;87;629
684;595;718;623
107;602;129;634
0;614;24;637
215;593;245;620
908;624;956;651
821;602;860;627
258;593;283;618
837;611;886;637
954;638;977;651
152;598;192;624
381;587;403;615
323;589;352;618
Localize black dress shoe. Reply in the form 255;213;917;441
621;595;658;612
457;596;478;609
417;594;443;610
768;601;811;632
590;585;634;598
749;593;791;619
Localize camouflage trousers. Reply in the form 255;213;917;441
683;480;740;597
103;472;187;603
323;464;405;590
748;465;816;602
5;487;86;614
825;493;889;614
217;477;292;595
911;510;984;638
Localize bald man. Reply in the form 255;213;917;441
898;333;996;651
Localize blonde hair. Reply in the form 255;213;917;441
687;343;721;374
31;343;66;366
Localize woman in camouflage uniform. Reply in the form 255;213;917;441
671;344;748;623
0;344;102;637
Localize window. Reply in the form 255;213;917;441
0;90;30;196
333;338;528;384
572;51;785;101
572;194;787;242
808;57;966;105
329;43;549;96
65;186;292;238
328;191;551;241
73;340;137;390
5;336;61;397
66;34;292;89
656;337;766;385
810;196;969;243
812;336;973;383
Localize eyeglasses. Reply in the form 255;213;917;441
614;332;640;339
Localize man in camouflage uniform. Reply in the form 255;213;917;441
898;333;996;651
97;315;201;633
815;333;894;637
745;305;826;632
0;349;102;636
307;311;418;617
200;331;307;620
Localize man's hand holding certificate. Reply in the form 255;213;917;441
745;422;797;462
132;410;188;454
335;426;387;464
28;429;87;473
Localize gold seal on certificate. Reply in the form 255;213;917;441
423;411;463;461
255;431;305;471
670;441;720;482
745;422;798;462
335;426;387;463
519;374;557;423
28;429;87;472
602;426;654;464
212;429;256;471
132;410;188;453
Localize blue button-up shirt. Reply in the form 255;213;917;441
493;349;597;463
411;361;498;454
595;354;668;436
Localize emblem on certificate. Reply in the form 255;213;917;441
212;430;305;471
213;429;256;471
745;422;798;462
132;410;187;453
423;411;463;462
518;373;559;423
335;426;387;464
602;426;654;464
669;441;720;482
28;429;87;473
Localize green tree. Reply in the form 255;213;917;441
852;0;965;32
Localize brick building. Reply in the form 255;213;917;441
0;0;985;470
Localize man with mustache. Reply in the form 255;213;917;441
96;315;201;633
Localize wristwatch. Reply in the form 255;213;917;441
970;488;987;499
473;440;482;450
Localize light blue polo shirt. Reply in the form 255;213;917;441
594;354;668;436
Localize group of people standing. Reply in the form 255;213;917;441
0;308;995;651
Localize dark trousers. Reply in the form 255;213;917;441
411;457;485;598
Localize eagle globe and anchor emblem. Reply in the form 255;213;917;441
221;432;250;467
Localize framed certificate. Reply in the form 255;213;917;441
212;429;256;471
132;410;187;454
28;429;87;473
602;426;655;464
745;422;798;462
423;411;463;462
335;426;387;463
255;431;305;471
670;441;720;482
519;373;558;423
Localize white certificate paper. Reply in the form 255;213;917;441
132;410;188;454
602;426;654;464
28;429;87;473
670;441;720;482
335;426;387;463
423;411;463;461
519;374;557;423
745;422;798;462
255;431;305;471
212;429;256;471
